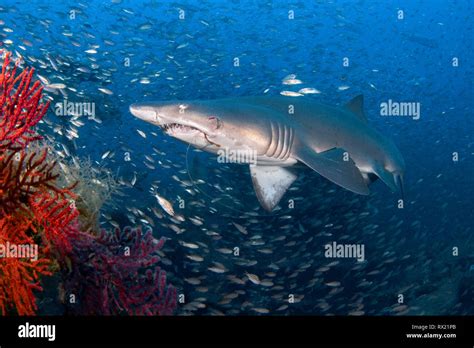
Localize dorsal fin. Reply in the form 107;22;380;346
345;95;367;123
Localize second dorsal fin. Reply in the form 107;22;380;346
345;95;367;123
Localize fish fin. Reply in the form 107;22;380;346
297;147;370;195
372;162;397;192
345;95;367;123
395;173;405;200
363;172;379;184
250;165;298;211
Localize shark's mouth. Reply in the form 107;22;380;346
160;122;220;148
161;123;201;135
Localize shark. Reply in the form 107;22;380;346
130;95;405;211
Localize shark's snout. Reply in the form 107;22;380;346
130;103;157;123
130;101;214;144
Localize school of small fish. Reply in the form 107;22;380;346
0;1;471;316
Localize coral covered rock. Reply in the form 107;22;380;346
0;51;176;316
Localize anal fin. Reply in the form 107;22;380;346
250;166;297;211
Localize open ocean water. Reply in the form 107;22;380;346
0;0;473;318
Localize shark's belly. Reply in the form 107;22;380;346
256;155;297;166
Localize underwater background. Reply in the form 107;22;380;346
0;0;472;315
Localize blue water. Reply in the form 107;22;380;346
1;0;472;315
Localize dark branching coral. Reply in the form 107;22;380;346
61;226;177;315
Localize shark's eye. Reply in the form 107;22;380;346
208;116;222;129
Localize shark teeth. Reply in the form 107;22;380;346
162;123;200;134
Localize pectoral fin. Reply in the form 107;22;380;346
250;165;298;211
296;147;369;195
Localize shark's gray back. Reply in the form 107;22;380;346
227;96;387;157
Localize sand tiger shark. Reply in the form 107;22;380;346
130;96;405;211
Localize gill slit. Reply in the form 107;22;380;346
266;121;277;157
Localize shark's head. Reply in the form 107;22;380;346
130;100;273;155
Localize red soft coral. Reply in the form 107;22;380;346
0;216;52;315
0;51;74;315
0;52;49;151
29;190;79;255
